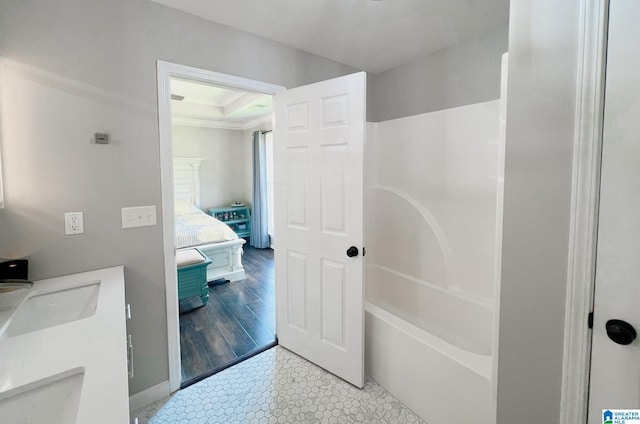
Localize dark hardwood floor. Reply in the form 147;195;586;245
178;245;276;388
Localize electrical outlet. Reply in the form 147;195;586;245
65;212;84;235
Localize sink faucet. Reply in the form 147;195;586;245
0;279;33;293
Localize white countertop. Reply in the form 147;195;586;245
0;266;129;423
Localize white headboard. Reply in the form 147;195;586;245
173;157;203;208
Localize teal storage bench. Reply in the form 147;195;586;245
177;248;212;306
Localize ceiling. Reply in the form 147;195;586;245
152;0;509;74
170;78;272;129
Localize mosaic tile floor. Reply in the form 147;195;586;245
133;346;425;424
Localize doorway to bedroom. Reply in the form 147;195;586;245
169;75;278;388
159;62;368;396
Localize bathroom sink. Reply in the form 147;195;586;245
0;368;85;424
0;280;101;339
0;267;129;423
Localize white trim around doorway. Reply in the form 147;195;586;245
156;60;285;393
560;0;609;422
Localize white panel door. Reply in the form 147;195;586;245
274;72;366;388
588;1;640;421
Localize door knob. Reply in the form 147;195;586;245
606;319;637;345
346;246;359;258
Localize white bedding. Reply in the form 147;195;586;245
175;202;238;249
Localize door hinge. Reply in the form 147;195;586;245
127;334;134;379
363;247;366;257
588;312;594;329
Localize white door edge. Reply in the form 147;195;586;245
156;60;285;393
559;0;609;421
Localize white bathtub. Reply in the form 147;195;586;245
364;100;501;424
365;301;493;424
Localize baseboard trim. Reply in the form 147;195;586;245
129;380;171;414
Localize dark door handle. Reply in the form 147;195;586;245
346;246;359;258
606;319;637;345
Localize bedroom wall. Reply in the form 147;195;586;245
370;25;508;122
172;125;246;209
0;0;358;396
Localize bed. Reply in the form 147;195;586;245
173;158;246;282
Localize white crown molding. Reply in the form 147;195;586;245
172;113;272;131
243;113;273;130
173;90;246;109
172;116;246;130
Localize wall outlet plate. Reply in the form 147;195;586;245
65;212;84;235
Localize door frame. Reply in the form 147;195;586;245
560;0;609;421
156;60;285;393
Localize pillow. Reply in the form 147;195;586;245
174;200;201;215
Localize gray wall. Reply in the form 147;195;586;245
497;1;581;423
172;126;247;209
370;25;508;122
0;0;357;395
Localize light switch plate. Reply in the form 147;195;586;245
121;206;156;229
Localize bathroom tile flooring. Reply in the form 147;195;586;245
133;346;425;424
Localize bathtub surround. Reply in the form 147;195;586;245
365;44;508;424
369;2;603;422
365;100;501;424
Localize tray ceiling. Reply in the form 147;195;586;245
171;78;272;129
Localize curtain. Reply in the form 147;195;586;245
250;131;270;248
